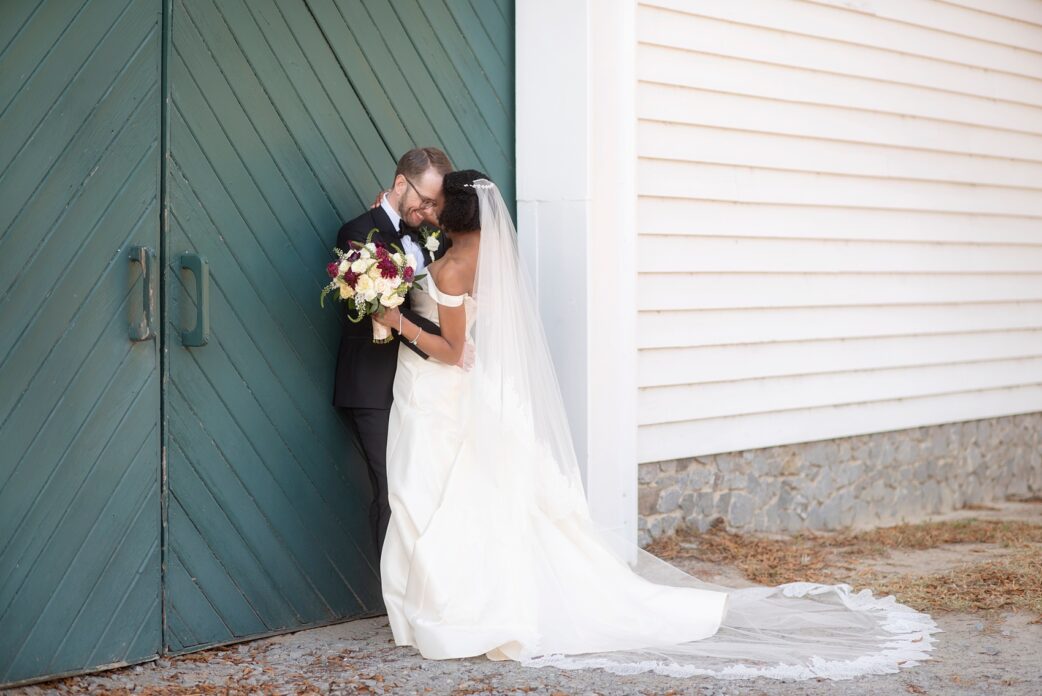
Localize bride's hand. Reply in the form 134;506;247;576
370;189;390;209
456;340;475;371
373;307;401;329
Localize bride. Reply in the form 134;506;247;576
371;170;939;681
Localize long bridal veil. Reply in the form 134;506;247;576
463;178;939;680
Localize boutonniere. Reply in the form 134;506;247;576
419;226;441;254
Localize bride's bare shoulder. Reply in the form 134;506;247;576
430;256;474;297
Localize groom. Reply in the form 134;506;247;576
332;146;453;559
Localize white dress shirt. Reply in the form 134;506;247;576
380;193;426;273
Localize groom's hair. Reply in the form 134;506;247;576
439;169;490;233
395;146;453;182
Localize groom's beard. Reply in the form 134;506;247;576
396;197;438;228
401;209;422;228
395;199;420;228
420;210;440;228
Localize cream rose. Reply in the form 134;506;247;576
380;292;405;309
355;273;374;294
336;277;354;299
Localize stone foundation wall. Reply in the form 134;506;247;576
637;413;1042;547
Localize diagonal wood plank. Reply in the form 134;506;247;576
0;0;162;685
162;0;513;656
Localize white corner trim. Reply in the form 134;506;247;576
516;0;638;544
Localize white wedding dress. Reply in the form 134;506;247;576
379;181;939;681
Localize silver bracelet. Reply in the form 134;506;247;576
411;327;424;345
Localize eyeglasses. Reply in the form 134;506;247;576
402;175;438;211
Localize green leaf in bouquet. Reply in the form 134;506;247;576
346;298;366;323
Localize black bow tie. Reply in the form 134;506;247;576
397;219;418;241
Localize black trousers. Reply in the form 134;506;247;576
344;407;392;559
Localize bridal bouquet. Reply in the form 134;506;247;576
320;229;422;343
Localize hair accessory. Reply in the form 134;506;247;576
463;182;495;189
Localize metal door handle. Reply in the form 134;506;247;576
128;246;156;341
180;252;210;346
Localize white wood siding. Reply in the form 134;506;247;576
636;0;1042;463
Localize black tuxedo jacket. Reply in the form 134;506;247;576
331;206;449;409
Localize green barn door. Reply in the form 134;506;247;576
162;0;382;652
0;0;514;681
161;0;514;653
0;0;163;685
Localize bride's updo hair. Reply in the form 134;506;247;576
439;169;490;233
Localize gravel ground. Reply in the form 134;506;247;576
8;610;1041;696
9;502;1042;696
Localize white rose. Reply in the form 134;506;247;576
366;264;382;280
374;277;393;295
380;292;405;308
425;236;440;252
350;258;370;274
359;247;372;260
392;252;404;265
338;259;350;275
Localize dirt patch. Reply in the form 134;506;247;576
858;545;1042;617
648;512;1042;618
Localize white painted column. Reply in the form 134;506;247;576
515;0;638;542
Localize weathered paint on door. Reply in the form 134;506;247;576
1;0;515;682
0;0;163;685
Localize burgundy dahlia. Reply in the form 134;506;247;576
326;261;339;278
403;266;414;282
378;258;398;279
344;269;359;286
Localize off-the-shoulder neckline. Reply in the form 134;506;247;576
423;269;471;300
